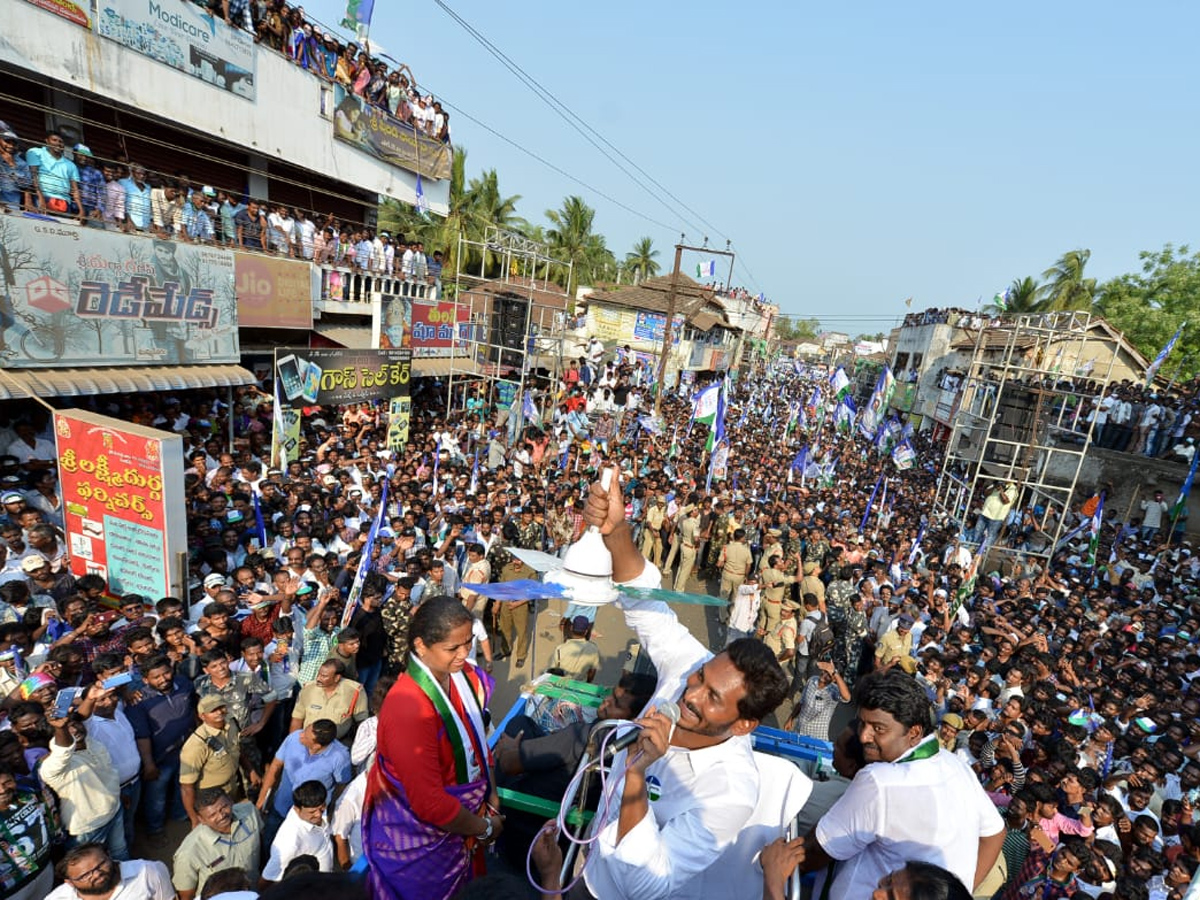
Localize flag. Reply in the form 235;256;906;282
892;439;916;471
522;390;538;423
830;367;850;399
860;474;883;533
790;446;809;471
834;396;856;432
431;451;440;497
1053;517;1091;555
907;521;926;566
950;531;992;619
559;441;570;471
696;260;716;278
1086;492;1105;568
708;378;727;452
252;493;268;550
809;387;822;410
691;383;721;427
342;0;375;39
415;173;429;215
1171;448;1199;519
992;288;1010;311
860;366;896;438
469;448;480;494
1145;322;1186;386
342;479;389;627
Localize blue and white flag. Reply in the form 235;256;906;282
830;367;850;398
342;479;389;627
469;447;480;494
696;260;717;278
415;173;430;214
860;474;884;533
252;493;268;550
907;521;927;566
1171;447;1199;519
1086;492;1105;568
1145;322;1186;386
523;390;539;423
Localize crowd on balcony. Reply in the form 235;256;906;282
0;122;444;291
191;0;452;145
903;308;996;330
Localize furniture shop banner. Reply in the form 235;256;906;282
55;410;187;599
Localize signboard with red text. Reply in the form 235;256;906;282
54;411;186;599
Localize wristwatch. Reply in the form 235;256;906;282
479;815;495;842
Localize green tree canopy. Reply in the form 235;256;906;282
1041;249;1097;311
1096;243;1200;381
775;317;820;342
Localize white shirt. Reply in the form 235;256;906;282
85;710;141;785
39;739;121;835
46;859;173;900
4;436;55;464
585;564;762;900
815;735;1004;900
728;584;761;633
331;770;368;864
262;808;334;881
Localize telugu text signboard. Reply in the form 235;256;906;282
55;410;186;599
0;215;239;366
410;300;470;357
95;0;256;99
275;348;412;406
332;85;452;181
234;253;313;329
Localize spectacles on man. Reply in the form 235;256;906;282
66;857;113;884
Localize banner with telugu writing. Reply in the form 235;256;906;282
410;300;471;357
0;214;239;367
274;347;411;406
54;410;187;599
332;85;452;181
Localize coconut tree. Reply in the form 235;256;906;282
1041;249;1097;311
545;195;602;295
984;276;1044;314
624;237;660;284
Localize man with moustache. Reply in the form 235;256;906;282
45;843;172;900
797;669;1005;900
552;469;790;900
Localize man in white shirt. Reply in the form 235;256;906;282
799;668;1005;900
261;779;334;881
46;845;173;900
77;666;142;852
40;711;126;860
565;470;790;900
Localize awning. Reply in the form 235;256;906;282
411;357;481;378
689;311;720;332
313;326;374;349
0;365;257;400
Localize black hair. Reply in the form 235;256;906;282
724;638;789;722
854;669;934;734
409;596;473;655
321;658;347;678
615;671;657;718
200;868;252;899
901;860;973;900
140;653;172;676
91;652;125;675
240;636;264;652
310;719;337;746
55;842;109;882
292;779;326;809
195;786;231;810
199;649;228;669
156;616;185;639
123;626;154;649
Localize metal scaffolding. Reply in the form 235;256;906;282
932;311;1122;567
447;228;574;431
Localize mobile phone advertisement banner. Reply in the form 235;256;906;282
273;347;412;406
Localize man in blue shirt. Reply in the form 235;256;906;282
256;719;350;842
182;192;215;244
120;164;152;232
72;145;105;223
26;130;81;219
125;654;195;844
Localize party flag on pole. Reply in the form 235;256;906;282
859;473;883;533
1145;322;1186;387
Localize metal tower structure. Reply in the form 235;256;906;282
447;228;574;433
932;311;1122;568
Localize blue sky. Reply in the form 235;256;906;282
307;1;1200;335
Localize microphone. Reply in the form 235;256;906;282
602;701;681;760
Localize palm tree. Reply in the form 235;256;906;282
1041;249;1097;311
546;195;603;295
984;276;1044;314
463;168;524;277
377;145;471;278
624;237;660;284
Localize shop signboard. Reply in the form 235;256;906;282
410;300;470;357
387;396;412;450
633;311;684;344
0;215;239;366
274;347;411;406
54;410;186;599
95;0;256;99
234;253;313;329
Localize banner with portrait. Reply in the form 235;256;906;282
0;215;239;366
332;85;452;181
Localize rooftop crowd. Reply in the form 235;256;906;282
0;341;1197;900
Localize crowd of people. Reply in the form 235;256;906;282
0;342;1198;900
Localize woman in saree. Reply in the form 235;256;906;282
363;597;503;900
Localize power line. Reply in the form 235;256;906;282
440;100;679;233
431;0;770;294
432;0;701;238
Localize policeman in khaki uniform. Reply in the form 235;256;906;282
640;495;667;566
673;506;702;591
662;500;694;576
800;560;826;612
764;597;801;664
179;696;255;827
758;528;784;574
718;527;753;621
757;550;798;634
